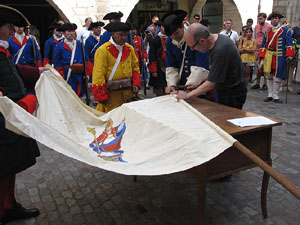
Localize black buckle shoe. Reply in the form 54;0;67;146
272;99;283;103
261;84;267;90
263;97;273;102
2;202;39;224
251;84;260;89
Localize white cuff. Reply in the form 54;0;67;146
166;67;179;86
185;66;209;86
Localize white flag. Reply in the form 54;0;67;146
0;69;236;175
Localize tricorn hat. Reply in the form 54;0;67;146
267;12;285;20
56;23;77;32
0;4;30;27
48;22;63;31
88;21;105;30
103;11;123;20
104;22;130;32
162;10;187;37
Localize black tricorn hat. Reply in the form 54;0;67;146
48;22;63;31
162;10;187;37
56;23;77;32
267;12;285;20
0;4;30;27
200;19;211;27
103;11;123;20
88;21;105;30
104;22;130;32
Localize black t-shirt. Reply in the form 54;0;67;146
207;34;245;90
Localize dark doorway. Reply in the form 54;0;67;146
202;0;223;33
2;0;62;58
127;0;178;37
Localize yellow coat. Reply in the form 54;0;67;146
92;42;141;112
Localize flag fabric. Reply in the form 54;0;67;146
0;69;236;175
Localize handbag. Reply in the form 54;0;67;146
107;78;132;91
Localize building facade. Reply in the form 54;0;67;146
2;0;298;53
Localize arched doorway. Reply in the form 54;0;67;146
127;0;178;36
2;0;63;57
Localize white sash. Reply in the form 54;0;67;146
15;43;27;64
108;47;123;81
267;27;281;49
66;40;77;82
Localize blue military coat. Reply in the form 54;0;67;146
52;40;85;96
44;36;63;65
8;35;41;66
85;35;101;64
258;26;295;79
166;37;209;85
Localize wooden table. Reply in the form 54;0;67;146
185;97;282;225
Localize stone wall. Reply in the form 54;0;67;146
47;0;298;31
273;0;299;27
222;0;242;32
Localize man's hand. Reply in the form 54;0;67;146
38;67;50;74
132;86;139;93
165;86;176;94
0;91;3;97
185;80;203;91
286;56;294;64
171;90;188;102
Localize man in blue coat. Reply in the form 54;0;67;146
43;22;64;66
162;10;210;96
8;25;41;67
99;11;123;46
53;23;85;96
84;21;104;81
257;12;295;103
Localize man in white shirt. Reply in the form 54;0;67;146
220;19;239;46
76;17;92;43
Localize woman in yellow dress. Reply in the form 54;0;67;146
239;27;256;85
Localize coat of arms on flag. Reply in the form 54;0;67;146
88;119;127;163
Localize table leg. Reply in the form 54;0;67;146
261;160;272;219
195;164;207;225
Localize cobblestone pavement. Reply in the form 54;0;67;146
10;81;300;225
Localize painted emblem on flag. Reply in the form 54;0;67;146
88;119;127;163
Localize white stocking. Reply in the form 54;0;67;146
273;77;282;99
266;78;273;98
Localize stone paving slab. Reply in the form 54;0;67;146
9;82;300;225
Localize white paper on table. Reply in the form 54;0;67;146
227;116;277;127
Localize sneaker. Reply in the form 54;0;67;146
251;84;260;89
261;84;267;90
